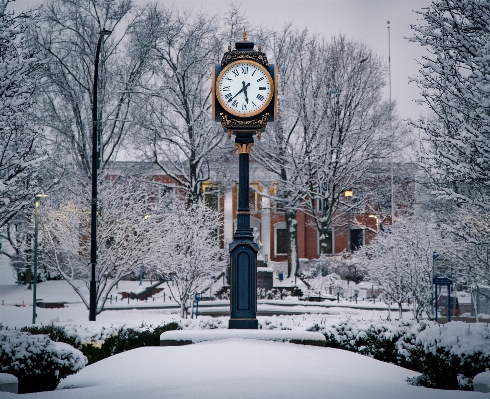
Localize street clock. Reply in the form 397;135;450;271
216;60;274;117
212;29;278;135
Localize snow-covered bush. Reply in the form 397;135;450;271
22;322;180;365
308;318;490;390
399;321;490;390
0;328;86;393
308;317;420;366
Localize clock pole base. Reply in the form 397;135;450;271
229;318;259;329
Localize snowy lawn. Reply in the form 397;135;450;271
1;281;488;397
1;338;486;399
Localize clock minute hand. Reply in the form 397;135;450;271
228;82;250;102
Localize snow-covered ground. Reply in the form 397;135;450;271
0;339;486;399
1;280;488;399
0;280;397;332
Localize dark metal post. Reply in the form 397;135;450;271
344;190;353;252
448;283;451;322
32;195;46;324
229;133;258;329
90;29;111;321
435;283;438;323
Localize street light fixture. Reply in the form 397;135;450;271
33;194;48;324
90;29;112;322
344;190;353;253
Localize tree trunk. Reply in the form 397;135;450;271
398;302;403;319
472;290;480;323
285;210;299;278
180;302;186;319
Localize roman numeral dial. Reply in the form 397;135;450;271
216;60;274;117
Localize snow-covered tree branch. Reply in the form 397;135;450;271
0;1;45;230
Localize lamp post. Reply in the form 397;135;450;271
344;189;353;253
90;29;112;322
33;194;47;324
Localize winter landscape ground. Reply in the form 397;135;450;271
1;280;489;398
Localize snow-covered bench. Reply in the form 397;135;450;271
0;373;18;394
474;371;490;393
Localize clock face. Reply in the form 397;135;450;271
216;60;274;117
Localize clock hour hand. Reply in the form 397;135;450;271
242;81;249;104
227;82;250;102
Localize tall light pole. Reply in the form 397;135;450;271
90;29;112;322
388;21;395;225
33;194;47;324
344;189;353;253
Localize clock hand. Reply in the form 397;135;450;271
227;82;250;102
242;81;249;104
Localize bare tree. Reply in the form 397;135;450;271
410;0;490;242
40;176;160;315
155;195;225;318
0;1;45;230
252;26;306;278
31;0;149;179
297;36;392;255
132;6;227;204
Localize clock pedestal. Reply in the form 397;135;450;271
212;30;277;330
229;131;258;329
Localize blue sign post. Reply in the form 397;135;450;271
193;294;200;319
433;277;453;323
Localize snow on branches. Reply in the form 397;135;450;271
40;176;162;315
409;0;490;299
0;1;45;229
155;196;226;318
410;0;490;230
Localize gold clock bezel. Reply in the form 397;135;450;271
216;60;274;118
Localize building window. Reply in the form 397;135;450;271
271;183;284;212
235;183;261;210
318;229;333;254
274;199;285;212
274;223;288;255
203;183;220;211
249;187;257;210
350;228;364;252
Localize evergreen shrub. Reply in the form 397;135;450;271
308;318;490;390
0;327;86;393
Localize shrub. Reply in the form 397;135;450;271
0;328;87;393
21;321;180;365
81;322;180;364
21;324;80;348
308;318;419;366
398;321;490;390
309;318;490;390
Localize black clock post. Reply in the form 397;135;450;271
212;30;277;329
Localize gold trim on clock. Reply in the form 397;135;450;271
216;60;274;118
211;65;216;120
274;65;279;120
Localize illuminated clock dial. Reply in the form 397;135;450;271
216;60;274;117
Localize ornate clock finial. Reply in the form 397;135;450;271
228;43;231;51
258;45;262;52
242;27;247;41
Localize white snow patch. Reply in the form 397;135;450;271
0;373;17;383
161;329;325;343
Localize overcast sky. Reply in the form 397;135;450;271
10;0;432;121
